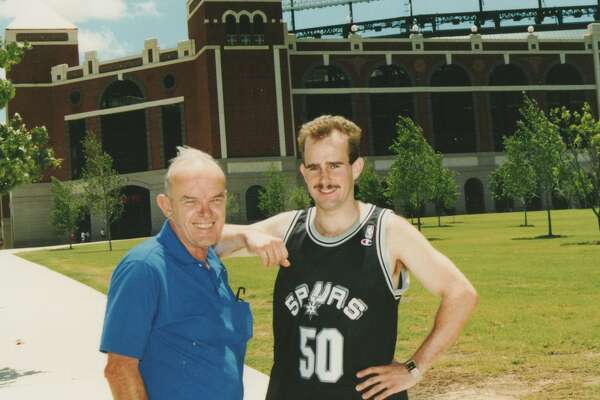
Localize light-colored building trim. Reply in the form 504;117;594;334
273;47;287;156
13;45;216;88
286;45;297;157
227;160;283;174
592;31;600;116
290;50;592;56
292;84;595;95
64;97;184;121
443;156;479;168
214;48;228;159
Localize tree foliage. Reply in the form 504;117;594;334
287;185;312;210
430;153;458;227
81;134;126;251
386;116;437;230
49;177;83;249
356;159;388;208
551;103;600;233
0;39;60;243
505;96;567;236
258;164;286;217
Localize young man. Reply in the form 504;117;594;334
220;115;478;400
100;147;253;400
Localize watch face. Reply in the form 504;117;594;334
405;360;417;371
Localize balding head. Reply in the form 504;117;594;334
164;146;225;196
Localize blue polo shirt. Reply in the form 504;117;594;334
100;220;252;399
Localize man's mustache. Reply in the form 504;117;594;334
313;184;340;190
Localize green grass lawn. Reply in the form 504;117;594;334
17;209;600;399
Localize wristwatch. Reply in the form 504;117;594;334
404;359;422;380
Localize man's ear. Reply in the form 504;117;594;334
156;194;172;218
351;157;364;181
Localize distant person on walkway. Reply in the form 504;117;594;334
100;228;105;241
80;231;86;243
219;115;478;400
100;146;280;399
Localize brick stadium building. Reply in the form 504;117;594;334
2;0;599;247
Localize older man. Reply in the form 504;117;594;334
100;147;253;399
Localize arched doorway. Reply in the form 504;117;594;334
304;65;352;121
100;80;148;174
369;64;413;155
111;185;151;240
430;64;476;153
489;64;528;151
464;178;485;214
246;185;266;222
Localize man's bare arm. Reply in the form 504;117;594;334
356;214;478;399
104;353;148;400
216;211;297;267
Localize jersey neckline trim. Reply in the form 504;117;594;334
305;204;376;248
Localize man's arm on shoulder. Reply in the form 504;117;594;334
216;211;298;267
356;213;478;399
105;353;148;400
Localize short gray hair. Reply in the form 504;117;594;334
164;146;224;195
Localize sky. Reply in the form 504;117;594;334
0;0;593;122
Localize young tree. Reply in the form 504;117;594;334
356;159;388;208
386;116;436;231
49;177;83;249
0;41;60;242
226;192;241;223
508;96;567;236
81;134;126;251
430;153;458;227
287;185;311;210
490;159;537;226
552;103;600;233
258;163;286;217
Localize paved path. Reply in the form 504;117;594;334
0;248;269;399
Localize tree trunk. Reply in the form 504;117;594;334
0;195;4;244
594;207;600;234
417;214;422;231
523;205;528;227
546;193;553;237
106;213;113;251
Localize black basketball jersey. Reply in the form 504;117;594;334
266;204;409;400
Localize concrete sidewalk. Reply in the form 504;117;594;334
0;249;269;399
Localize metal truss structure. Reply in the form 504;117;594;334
288;3;600;39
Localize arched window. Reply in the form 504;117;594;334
225;14;237;34
489;64;528;151
304;65;352;122
100;80;144;109
464;178;485;214
369;65;413;155
431;65;476;153
246;185;266;222
252;14;265;45
546;63;584;111
239;15;251;45
253;15;265;34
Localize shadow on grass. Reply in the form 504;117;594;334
561;240;600;247
429;225;454;228
47;247;114;254
0;367;44;387
512;235;566;241
426;237;444;242
517;224;535;227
